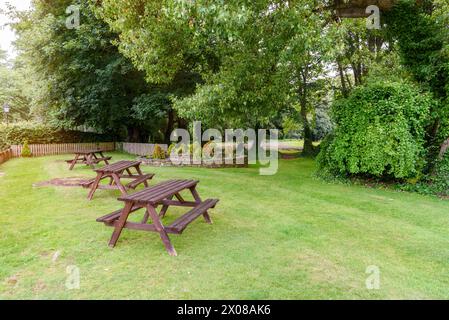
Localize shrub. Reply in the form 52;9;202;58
0;122;115;145
167;143;177;157
0;135;9;151
404;153;449;196
317;81;435;179
176;143;188;156
151;145;166;160
190;142;202;158
203;141;217;159
21;140;32;157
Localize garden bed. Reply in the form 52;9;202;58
139;156;248;168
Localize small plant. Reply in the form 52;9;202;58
203;141;217;159
151;145;166;160
21;140;32;158
176;143;188;156
190;142;202;158
167;143;177;157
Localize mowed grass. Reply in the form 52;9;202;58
1;152;449;299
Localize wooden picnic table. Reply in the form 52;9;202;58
66;150;111;170
96;179;219;256
85;160;154;200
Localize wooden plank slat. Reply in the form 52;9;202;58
8;142;115;158
118;180;198;205
169;199;219;234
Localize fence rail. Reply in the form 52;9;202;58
0;148;13;165
117;142;168;157
1;142;168;162
10;142;116;157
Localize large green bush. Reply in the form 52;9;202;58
317;81;435;179
0;123;115;146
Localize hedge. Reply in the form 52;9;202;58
0;123;115;148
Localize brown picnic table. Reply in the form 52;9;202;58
66;150;111;170
96;179;219;256
85;160;154;200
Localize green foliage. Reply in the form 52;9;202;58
385;1;449;150
189;142;202;158
21;140;32;157
425;154;449;196
99;0;334;134
176;143;188;156
317;81;435;179
167;143;177;157
151;145;166;160
282;117;302;139
403;153;449;196
0;50;32;122
385;1;449;100
0;123;114;145
0;137;9;151
12;1;162;141
203;141;217;159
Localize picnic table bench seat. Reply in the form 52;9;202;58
96;179;219;256
168;199;219;234
96;205;142;224
125;173;155;190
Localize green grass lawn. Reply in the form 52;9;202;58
1;152;449;299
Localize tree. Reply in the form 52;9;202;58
0;50;32;121
99;0;336;152
12;1;170;142
384;0;449;162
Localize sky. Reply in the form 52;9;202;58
0;0;32;59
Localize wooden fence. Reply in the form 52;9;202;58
117;142;168;157
10;142;116;157
0;148;13;165
1;142;168;162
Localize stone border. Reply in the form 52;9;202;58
139;156;248;168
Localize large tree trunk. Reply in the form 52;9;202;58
299;69;314;156
300;105;314;156
164;108;175;144
337;60;349;97
127;127;143;143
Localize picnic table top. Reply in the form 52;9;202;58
95;160;142;173
74;150;105;155
118;179;199;205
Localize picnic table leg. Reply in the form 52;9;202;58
190;187;212;224
174;193;185;203
147;205;177;256
135;166;149;187
87;172;103;200
141;209;150;224
99;152;110;165
69;154;80;170
112;173;128;195
87;154;95;169
109;202;133;248
159;195;174;218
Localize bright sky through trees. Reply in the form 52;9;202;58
0;0;32;59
